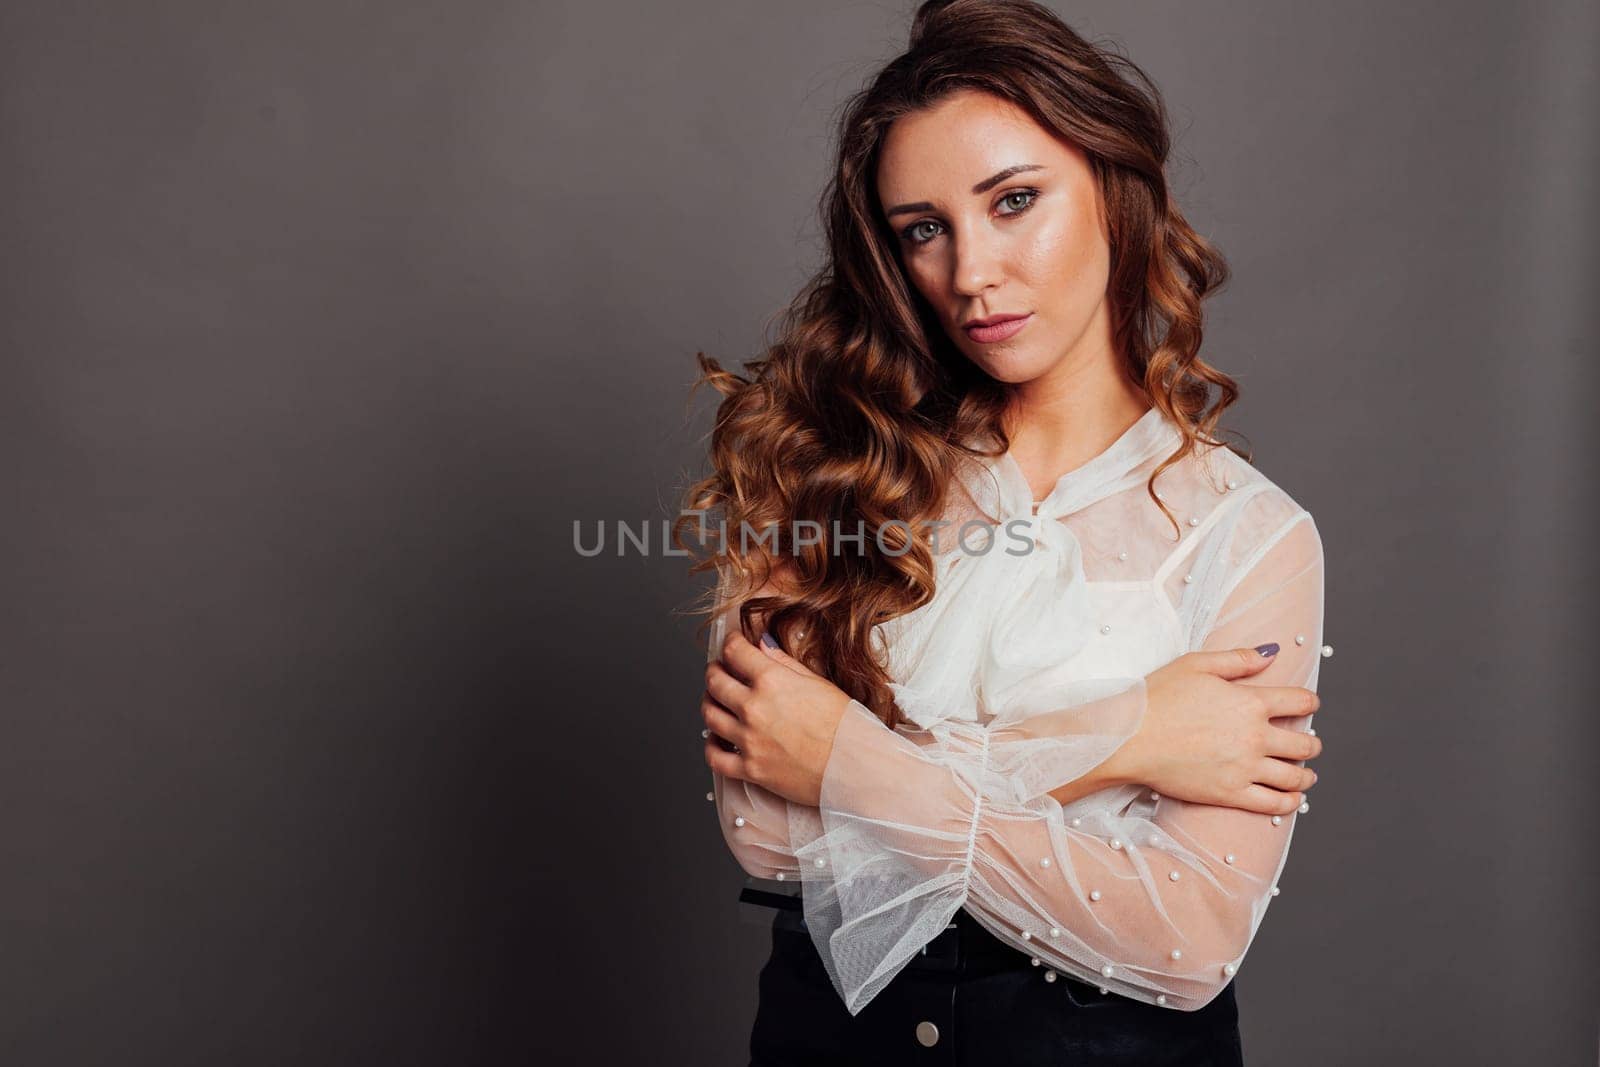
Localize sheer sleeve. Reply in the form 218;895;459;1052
808;510;1325;1015
704;576;806;882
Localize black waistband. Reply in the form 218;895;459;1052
739;885;802;911
742;886;1057;977
738;886;1238;1012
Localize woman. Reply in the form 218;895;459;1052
676;1;1328;1063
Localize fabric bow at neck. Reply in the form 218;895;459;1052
881;407;1182;730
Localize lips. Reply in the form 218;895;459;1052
964;312;1032;344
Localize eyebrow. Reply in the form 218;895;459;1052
883;164;1046;218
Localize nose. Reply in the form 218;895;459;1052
951;229;1003;297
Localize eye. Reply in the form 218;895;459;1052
900;219;943;246
998;188;1040;215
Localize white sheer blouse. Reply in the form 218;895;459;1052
705;406;1328;1016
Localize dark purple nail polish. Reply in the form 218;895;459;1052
1255;642;1279;657
760;632;778;650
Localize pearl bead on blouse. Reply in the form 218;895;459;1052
1223;962;1237;976
1101;964;1115;978
1118;550;1128;561
1089;889;1102;902
1156;995;1168;1006
1224;853;1235;864
1299;800;1310;813
734;816;746;827
1183;573;1193;584
1100;624;1111;634
1295;633;1305;645
1110;839;1123;850
1188;516;1199;526
705;791;714;802
1168;870;1181;882
1321;644;1333;657
1270;885;1280;896
1044;970;1056;982
1040;856;1051;867
1170;949;1182;960
1271;815;1282;825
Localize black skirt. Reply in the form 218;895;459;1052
746;895;1243;1067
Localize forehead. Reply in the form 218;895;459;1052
875;90;1065;203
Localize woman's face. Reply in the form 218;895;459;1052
874;89;1113;385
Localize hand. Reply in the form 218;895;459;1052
701;629;854;807
1099;646;1322;815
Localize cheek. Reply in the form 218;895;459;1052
906;260;954;313
1015;212;1108;296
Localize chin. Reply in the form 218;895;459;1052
963;347;1049;384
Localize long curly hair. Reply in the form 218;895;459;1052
673;0;1244;730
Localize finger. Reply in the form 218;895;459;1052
757;631;819;678
702;694;746;746
1196;644;1283;680
1250;685;1320;719
1262;723;1322;762
1253;757;1317;794
705;660;751;713
1238;783;1304;816
704;736;747;778
719;627;772;685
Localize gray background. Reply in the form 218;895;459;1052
2;1;1595;1063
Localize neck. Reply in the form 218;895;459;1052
1001;348;1152;501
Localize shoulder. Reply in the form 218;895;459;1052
1181;439;1322;570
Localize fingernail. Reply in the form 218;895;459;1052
1255;643;1279;657
760;632;778;650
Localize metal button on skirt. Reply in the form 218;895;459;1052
747;901;1243;1067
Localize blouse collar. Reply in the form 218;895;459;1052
964;405;1183;521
